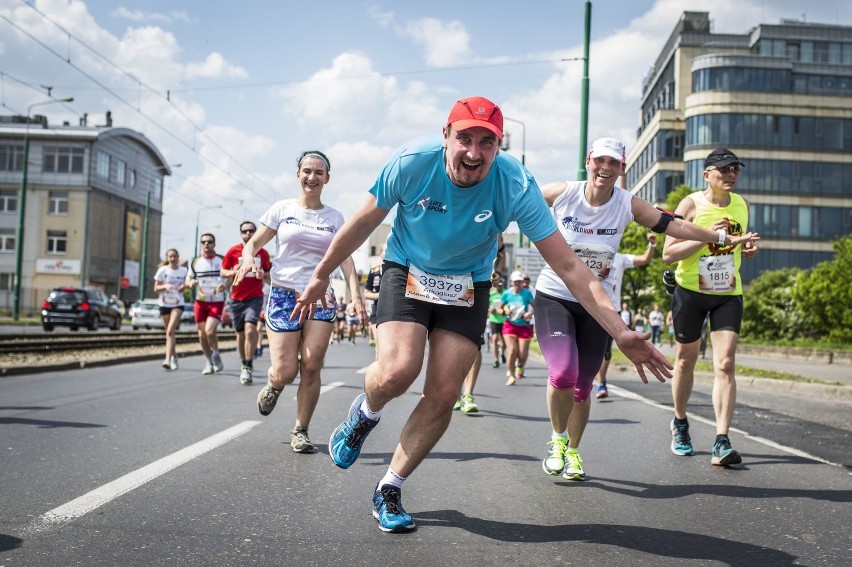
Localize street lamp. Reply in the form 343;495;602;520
194;205;223;259
139;163;180;300
501;116;526;166
12;96;74;320
577;0;592;181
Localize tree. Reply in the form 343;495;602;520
740;268;809;341
792;235;852;342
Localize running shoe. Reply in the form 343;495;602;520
453;398;462;411
329;393;379;469
710;436;742;466
369;339;376;346
254;346;263;359
169;356;179;371
516;366;524;379
670;418;694;456
492;360;500;368
595;382;608;399
505;372;516;386
562;448;586;481
372;483;416;533
257;383;282;416
501;351;506;363
202;361;215;375
542;436;567;475
161;358;170;369
460;394;479;414
240;365;253;385
290;426;315;454
211;352;224;373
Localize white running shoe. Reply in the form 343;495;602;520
202;361;215;375
161;358;170;369
211;352;224;373
240;366;253;385
169;356;179;371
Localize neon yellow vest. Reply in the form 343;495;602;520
675;191;748;296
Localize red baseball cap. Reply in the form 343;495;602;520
446;96;504;140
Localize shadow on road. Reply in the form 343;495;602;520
414;512;800;566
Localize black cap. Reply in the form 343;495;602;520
704;148;745;169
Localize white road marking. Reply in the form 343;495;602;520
292;380;345;400
609;384;844;468
357;365;369;374
26;420;261;533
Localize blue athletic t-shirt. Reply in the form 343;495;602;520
370;135;556;281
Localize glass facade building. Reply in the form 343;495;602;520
627;12;852;282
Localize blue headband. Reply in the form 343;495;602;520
298;152;330;171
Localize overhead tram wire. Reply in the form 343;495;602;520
1;10;279;206
168;58;569;93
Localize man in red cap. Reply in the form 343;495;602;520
294;96;672;533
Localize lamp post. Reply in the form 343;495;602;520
12;96;74;320
139;163;179;300
501;116;526;166
194;205;223;259
501;116;527;246
577;0;592;181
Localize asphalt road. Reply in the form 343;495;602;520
1;340;850;566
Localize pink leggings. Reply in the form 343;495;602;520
533;291;608;402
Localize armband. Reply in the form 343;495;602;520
650;208;682;234
716;228;727;246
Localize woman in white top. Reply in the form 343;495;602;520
233;150;365;454
153;248;188;370
536;138;758;482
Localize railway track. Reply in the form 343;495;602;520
0;331;202;355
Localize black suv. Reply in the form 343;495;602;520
41;287;123;332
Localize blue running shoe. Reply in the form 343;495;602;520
670;418;694;456
595;382;608;399
372;484;416;533
710;436;742;466
329;393;379;468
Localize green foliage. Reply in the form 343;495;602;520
741;268;810;340
618;222;669;313
791;235;852;342
666;184;695;212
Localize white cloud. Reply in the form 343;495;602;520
403;18;472;67
111;7;191;25
185;52;248;79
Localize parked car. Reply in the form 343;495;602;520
181;307;195;326
41;287;123;332
130;299;165;330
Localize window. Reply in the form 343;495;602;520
96;151;109;179
0;144;25;171
0;228;14;252
48;191;69;215
0;273;12;290
47;230;67;254
129;169;137;188
43;146;85;173
116;160;126;187
0;189;17;213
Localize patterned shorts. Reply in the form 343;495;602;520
266;286;337;333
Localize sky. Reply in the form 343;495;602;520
2;0;851;270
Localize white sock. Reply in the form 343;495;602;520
552;431;568;440
378;467;406;490
360;398;382;421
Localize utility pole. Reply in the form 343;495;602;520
577;1;592;181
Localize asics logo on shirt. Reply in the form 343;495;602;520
474;210;493;222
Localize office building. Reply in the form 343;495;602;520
0;112;170;313
627;12;852;281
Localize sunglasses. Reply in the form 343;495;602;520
240;229;256;234
708;164;741;174
200;240;214;244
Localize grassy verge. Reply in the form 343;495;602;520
529;339;842;386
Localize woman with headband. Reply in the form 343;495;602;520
233;150;366;454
